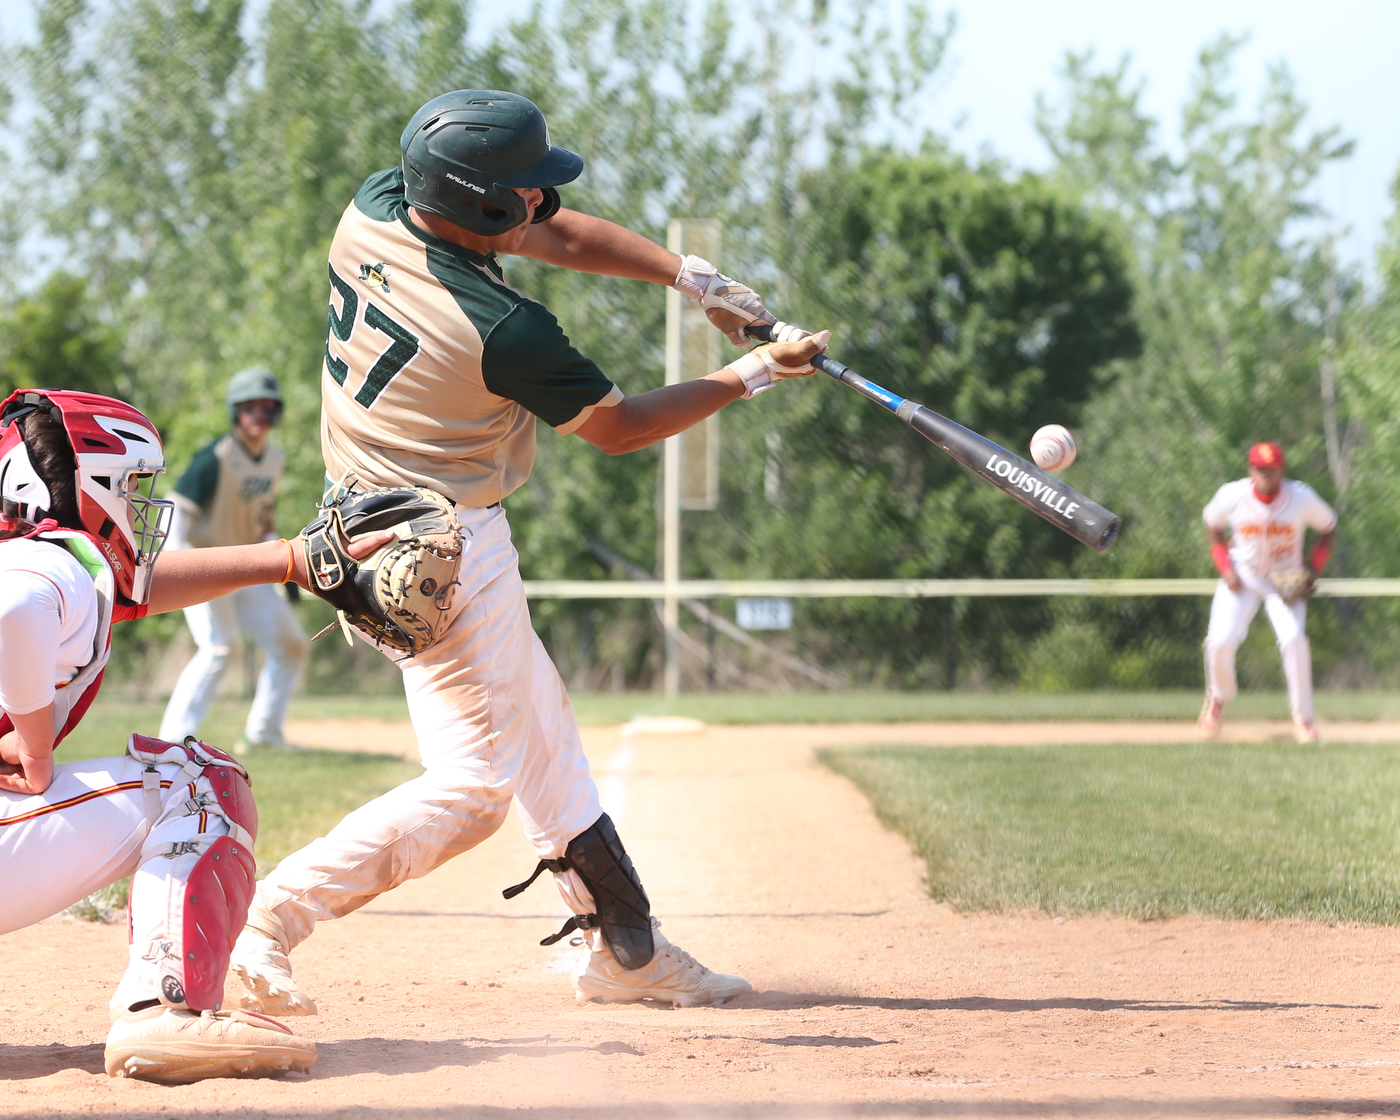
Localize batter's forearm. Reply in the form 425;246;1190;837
577;373;744;455
516;210;680;284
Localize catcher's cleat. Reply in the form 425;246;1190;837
105;1005;316;1084
1197;696;1224;739
1295;719;1320;744
230;931;319;1016
572;920;752;1008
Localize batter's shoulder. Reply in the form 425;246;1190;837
353;167;409;223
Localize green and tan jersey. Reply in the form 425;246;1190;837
320;167;622;507
171;432;285;548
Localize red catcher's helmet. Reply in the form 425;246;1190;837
0;389;174;603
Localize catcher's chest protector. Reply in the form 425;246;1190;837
503;812;655;969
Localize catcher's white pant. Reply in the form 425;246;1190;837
257;504;602;947
0;750;236;1014
1203;573;1314;723
159;583;309;746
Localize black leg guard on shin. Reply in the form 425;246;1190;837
501;812;654;970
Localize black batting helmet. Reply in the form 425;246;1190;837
400;90;583;237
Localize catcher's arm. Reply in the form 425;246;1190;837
0;703;56;795
145;529;395;615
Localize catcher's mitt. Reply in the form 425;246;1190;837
302;483;465;655
1269;567;1316;604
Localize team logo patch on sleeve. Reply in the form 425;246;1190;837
358;262;391;293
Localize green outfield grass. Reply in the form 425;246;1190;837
563;689;1400;724
81;689;1400;733
823;740;1400;925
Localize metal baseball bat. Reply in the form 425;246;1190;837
747;325;1122;551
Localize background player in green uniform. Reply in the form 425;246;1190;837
159;369;310;751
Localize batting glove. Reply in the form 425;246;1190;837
672;254;777;346
725;330;831;398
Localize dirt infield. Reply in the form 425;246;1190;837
5;719;1400;1117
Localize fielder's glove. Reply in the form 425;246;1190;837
302;483;465;656
1269;567;1316;604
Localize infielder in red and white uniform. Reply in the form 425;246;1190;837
1198;442;1337;743
0;389;383;1083
230;89;828;1014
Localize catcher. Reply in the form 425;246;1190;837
0;389;397;1082
229;87;830;1015
1198;442;1337;743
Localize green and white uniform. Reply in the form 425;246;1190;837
253;168;621;951
320;168;621;503
158;433;308;748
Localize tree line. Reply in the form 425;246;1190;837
0;0;1393;691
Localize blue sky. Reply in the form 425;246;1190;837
920;0;1398;274
2;0;1394;273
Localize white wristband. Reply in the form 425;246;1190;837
672;254;717;301
725;349;780;398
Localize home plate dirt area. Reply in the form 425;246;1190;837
4;719;1400;1118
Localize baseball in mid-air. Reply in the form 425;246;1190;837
1030;424;1077;471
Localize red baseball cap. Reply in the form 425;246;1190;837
1248;442;1285;468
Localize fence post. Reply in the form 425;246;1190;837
663;218;722;695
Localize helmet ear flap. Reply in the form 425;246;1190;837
531;187;561;224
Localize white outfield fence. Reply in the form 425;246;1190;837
521;578;1400;600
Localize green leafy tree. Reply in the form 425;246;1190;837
2;0;1156;690
664;147;1139;686
0;272;130;400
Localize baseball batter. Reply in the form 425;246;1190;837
1198;442;1337;743
230;89;828;1012
0;388;377;1081
159;368;309;751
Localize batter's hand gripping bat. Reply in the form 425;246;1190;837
748;326;1122;551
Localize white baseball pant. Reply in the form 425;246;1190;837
159;583;309;747
0;749;236;1014
1203;574;1314;723
256;504;602;948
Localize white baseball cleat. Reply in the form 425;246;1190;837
105;1005;316;1083
1294;719;1320;744
1197;696;1225;739
230;890;319;1016
572;921;753;1008
230;931;319;1016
